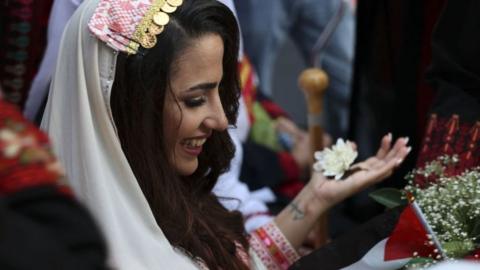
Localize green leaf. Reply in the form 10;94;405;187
369;188;407;209
403;257;435;269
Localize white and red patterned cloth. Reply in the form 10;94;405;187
249;221;300;270
88;0;158;53
193;221;299;270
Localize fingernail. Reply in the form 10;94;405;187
387;133;392;140
407;146;412;153
404;137;409;144
396;159;403;165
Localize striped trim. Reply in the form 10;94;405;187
250;221;300;269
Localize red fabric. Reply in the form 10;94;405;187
277;152;300;183
464;249;480;261
276;181;304;200
276;152;304;199
238;59;256;124
415;114;480;186
384;204;435;261
57;184;75;197
259;98;289;119
0;165;58;193
0;100;66;195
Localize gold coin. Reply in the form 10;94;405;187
141;34;157;49
148;24;164;35
166;0;183;7
161;3;177;13
153;12;169;26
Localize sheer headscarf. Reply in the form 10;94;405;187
40;0;198;268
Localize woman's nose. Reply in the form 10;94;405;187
204;96;228;131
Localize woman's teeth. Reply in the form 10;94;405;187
184;138;207;147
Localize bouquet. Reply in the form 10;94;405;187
371;155;480;269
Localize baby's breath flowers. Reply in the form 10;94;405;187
404;155;480;265
313;138;358;180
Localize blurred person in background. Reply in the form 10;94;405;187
0;83;107;270
233;0;356;141
0;0;54;108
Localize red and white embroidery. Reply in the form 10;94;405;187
250;221;300;269
0;101;64;194
88;0;154;53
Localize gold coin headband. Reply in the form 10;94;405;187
89;0;183;54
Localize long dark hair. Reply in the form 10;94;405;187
110;0;248;269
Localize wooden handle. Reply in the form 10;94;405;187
298;67;329;247
299;68;328;114
298;67;328;153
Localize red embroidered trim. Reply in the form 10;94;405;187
421;114;437;155
262;222;300;264
443;114;459;153
249;232;280;270
0;100;63;194
255;227;290;269
250;222;300;269
416;114;480;186
466;122;480;161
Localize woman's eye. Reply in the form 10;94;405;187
184;96;206;107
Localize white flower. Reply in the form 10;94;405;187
313;138;358;180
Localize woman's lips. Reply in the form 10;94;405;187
182;144;203;156
181;137;207;156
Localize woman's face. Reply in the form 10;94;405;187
164;34;228;176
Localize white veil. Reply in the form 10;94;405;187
41;0;198;269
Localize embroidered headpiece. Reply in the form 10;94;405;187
89;0;183;54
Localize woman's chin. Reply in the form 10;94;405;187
175;160;199;176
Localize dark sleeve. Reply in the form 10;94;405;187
240;140;285;190
0;186;108;270
289;207;403;270
0;100;108;269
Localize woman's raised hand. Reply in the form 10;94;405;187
274;134;410;249
309;134;411;209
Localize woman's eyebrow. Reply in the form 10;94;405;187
187;82;219;92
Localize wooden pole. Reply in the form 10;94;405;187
298;67;329;247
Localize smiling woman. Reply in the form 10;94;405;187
164;34;228;176
41;0;410;269
107;1;245;268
